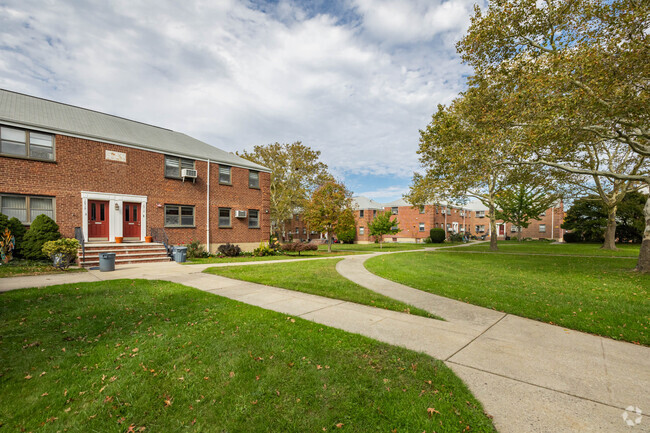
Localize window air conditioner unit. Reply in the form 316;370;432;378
181;168;198;182
235;210;247;218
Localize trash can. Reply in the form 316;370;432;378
98;252;116;272
173;246;187;263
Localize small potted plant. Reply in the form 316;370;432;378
115;236;123;243
144;235;153;243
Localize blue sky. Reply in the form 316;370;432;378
0;0;481;202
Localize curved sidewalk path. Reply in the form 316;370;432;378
336;251;650;433
2;252;649;432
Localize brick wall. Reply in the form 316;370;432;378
351;203;564;243
1;133;270;251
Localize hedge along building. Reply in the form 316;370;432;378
0;89;271;252
352;196;564;243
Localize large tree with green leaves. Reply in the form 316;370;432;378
303;181;354;253
238;142;333;237
495;185;559;241
457;0;650;269
406;83;562;251
368;211;401;249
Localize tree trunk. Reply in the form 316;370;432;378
327;229;332;253
601;206;618;250
489;205;498;251
518;227;523;242
636;195;650;273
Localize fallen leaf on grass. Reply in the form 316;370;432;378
427;407;440;417
336;423;344;428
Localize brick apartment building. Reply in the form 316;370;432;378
0;89;271;253
352;197;564;244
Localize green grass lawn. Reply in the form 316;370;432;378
0;259;87;278
0;280;495;432
204;259;439;320
456;240;640;257
366;252;650;345
317;242;443;252
186;250;362;264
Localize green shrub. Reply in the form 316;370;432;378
0;213;9;233
7;218;26;258
449;233;464;242
42;238;79;269
429;228;446;243
253;242;277;257
217;243;241;257
22;214;61;260
187;240;209;258
563;232;581;243
423;237;432;243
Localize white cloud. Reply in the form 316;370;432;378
351;0;477;44
0;0;476;193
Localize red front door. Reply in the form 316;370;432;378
88;200;109;241
123;202;141;240
498;224;505;236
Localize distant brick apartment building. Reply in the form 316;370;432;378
352;197;565;244
0;89;271;252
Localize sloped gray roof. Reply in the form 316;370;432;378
352;196;385;210
0;89;269;172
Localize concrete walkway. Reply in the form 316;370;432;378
1;255;649;432
336;253;650;433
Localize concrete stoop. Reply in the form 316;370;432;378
78;242;171;267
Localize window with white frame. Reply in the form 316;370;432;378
419;222;425;232
248;209;259;228
539;224;546;233
540;211;546;217
219;208;231;227
0;194;55;224
419;206;425;214
219;165;231;184
391;207;398;215
249;171;260;189
165;205;195;227
0;125;55;161
164;155;195;179
359;210;364;217
359;227;365;235
511;225;519;232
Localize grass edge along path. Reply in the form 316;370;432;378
0;260;87;278
365;251;650;346
185;250;364;265
0;280;496;432
204;258;441;320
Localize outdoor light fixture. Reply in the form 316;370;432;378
115;203;120;210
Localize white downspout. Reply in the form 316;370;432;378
207;159;210;253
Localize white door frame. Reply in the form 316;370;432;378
81;191;147;242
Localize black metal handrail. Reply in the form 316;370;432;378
74;227;85;263
150;228;172;257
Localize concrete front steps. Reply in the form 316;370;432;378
78;242;172;267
